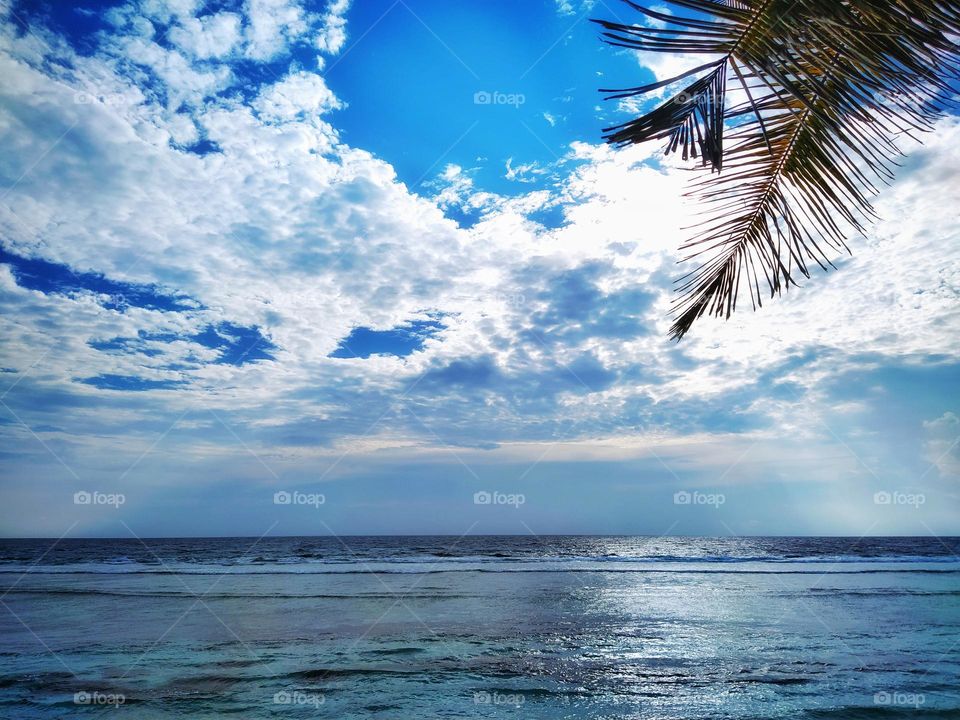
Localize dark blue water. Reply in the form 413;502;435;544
1;536;958;718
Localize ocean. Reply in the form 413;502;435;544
0;536;958;718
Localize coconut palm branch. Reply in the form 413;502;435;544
595;0;960;339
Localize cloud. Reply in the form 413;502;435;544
243;0;310;60
113;35;233;105
252;70;342;121
505;157;547;183
553;0;596;17
315;0;351;55
923;412;960;478
169;12;243;60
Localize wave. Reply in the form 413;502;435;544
2;553;956;568
804;708;960;719
0;588;479;599
0;558;958;576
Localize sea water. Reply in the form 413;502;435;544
0;536;958;718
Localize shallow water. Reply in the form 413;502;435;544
1;536;958;718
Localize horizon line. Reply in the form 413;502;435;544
1;533;956;540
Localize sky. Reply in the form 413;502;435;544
0;0;958;538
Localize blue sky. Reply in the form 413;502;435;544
0;0;958;538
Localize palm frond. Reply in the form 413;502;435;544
595;0;960;339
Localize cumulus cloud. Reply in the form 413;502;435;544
118;35;233;105
252;71;342;121
169;12;243;59
315;0;351;54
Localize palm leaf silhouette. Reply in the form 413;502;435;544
595;0;960;339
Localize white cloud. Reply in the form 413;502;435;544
139;0;202;25
553;0;596;17
166;112;199;146
116;36;233;106
923;412;960;478
169;12;243;60
252;71;342;122
504;157;547;183
243;0;310;60
316;0;351;55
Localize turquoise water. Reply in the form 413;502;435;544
1;537;958;718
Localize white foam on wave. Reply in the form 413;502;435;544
0;557;958;575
